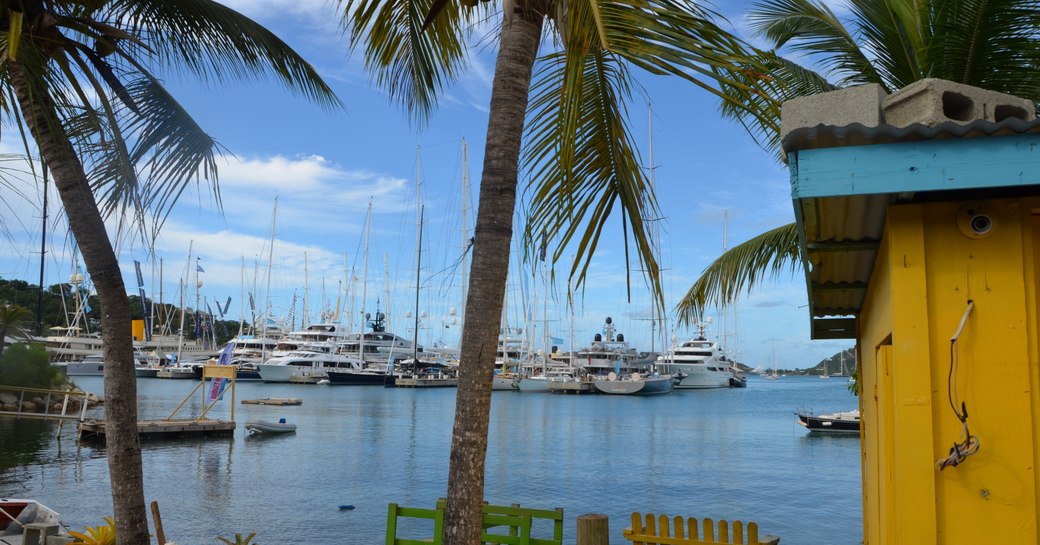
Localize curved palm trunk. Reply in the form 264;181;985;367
10;62;149;545
443;7;543;545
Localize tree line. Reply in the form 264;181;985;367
0;277;239;345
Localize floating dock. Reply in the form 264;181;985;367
241;397;303;406
548;381;596;395
77;418;235;441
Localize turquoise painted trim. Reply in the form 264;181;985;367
790;133;1040;199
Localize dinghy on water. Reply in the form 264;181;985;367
245;418;297;435
0;498;66;544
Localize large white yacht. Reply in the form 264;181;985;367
257;344;364;383
656;324;736;389
572;317;651;376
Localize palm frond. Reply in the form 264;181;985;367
846;0;922;88
674;222;801;326
336;0;472;123
123;76;223;234
523;48;663;309
110;0;341;109
929;0;1040;98
749;0;883;87
597;0;769;110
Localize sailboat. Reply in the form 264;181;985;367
762;340;780;380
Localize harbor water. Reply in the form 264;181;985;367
1;376;862;544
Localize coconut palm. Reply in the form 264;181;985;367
0;303;32;356
337;1;763;543
676;0;1040;324
2;2;339;543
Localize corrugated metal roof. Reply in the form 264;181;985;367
782;118;1040;158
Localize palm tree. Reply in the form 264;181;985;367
337;1;763;544
676;0;1040;324
2;3;339;543
0;303;32;357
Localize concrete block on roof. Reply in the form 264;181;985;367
882;78;1035;127
780;84;886;143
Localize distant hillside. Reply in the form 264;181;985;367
805;347;857;376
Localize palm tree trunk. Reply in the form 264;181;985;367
443;6;543;545
9;61;150;545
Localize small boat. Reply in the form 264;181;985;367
245;418;297;434
795;409;860;434
0;498;65;544
241;397;302;406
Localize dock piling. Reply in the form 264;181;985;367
577;514;610;545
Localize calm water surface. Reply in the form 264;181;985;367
1;376;861;544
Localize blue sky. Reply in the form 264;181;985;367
0;0;852;369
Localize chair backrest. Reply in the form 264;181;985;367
387;503;445;545
434;499;564;545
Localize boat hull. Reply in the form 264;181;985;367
660;364;733;389
492;375;518;391
64;361;104;376
245;420;297;434
135;366;160;378
0;499;63;540
326;369;389;385
593;375;673;395
795;411;860;434
516;376;550;392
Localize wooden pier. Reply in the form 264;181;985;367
77;418;236;441
241;397;302;406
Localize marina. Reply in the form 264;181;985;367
0;375;861;545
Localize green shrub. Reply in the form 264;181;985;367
0;343;62;388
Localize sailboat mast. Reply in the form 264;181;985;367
647;103;659;353
460;138;470;323
158;257;164;335
360;201;372;364
176;243;192;363
263;198;278;332
414;206;424;360
238;257;245;336
36;164;48;336
303;251;310;326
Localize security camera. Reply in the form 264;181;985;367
969;213;992;235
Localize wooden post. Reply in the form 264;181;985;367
577;514;610;545
150;501;166;545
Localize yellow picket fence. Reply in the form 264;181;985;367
623;513;779;545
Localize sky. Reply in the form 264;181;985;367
0;0;854;370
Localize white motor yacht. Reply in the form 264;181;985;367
656;323;738;389
257;347;364;383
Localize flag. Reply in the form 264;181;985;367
138;287;152;341
133;260;144;288
208;341;236;402
196;263;205;273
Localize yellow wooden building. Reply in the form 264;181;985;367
783;79;1040;544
